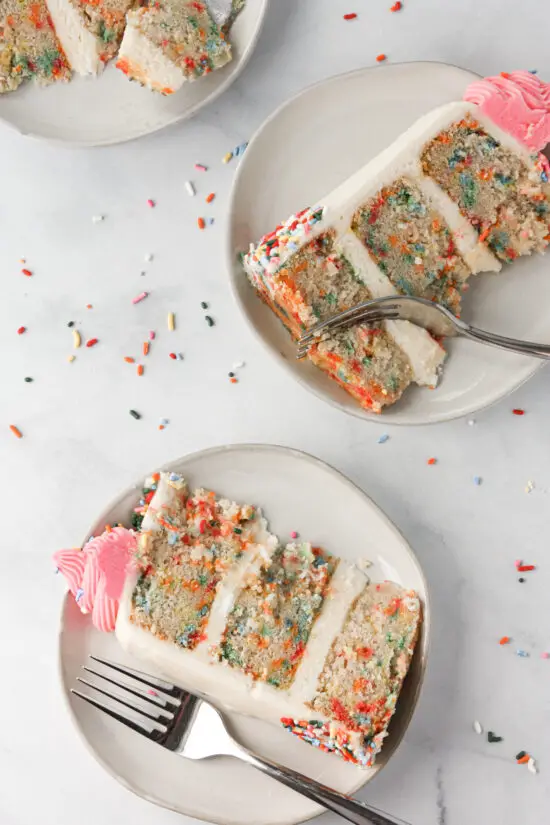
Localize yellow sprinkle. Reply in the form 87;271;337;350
67;355;76;362
73;329;81;348
222;152;233;164
167;312;175;331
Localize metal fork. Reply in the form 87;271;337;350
73;656;409;825
296;295;550;360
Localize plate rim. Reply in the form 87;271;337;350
225;60;542;425
0;0;270;148
57;442;431;825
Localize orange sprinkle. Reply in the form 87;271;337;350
499;636;511;645
143;341;150;356
479;225;493;242
124;356;135;363
152;472;161;482
198;217;206;230
376;53;387;62
9;425;23;438
206;192;215;203
230;377;238;384
21;268;32;277
105;524;112;532
86;304;93;309
137;364;144;376
517;754;531;765
427;457;437;465
390;1;402;10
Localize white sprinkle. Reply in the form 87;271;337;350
92;215;104;223
185;181;196;197
378;434;389;444
232;361;245;370
467;419;476;426
525;480;535;494
144;253;153;262
357;558;372;571
473;720;483;735
527;758;538;774
176;352;184;361
159;418;169;427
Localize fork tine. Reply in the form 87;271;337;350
89;655;182;699
71;689;160;739
298;308;397;347
82;666;180;711
76;676;171;725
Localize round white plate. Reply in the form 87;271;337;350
0;0;268;146
58;444;429;825
227;61;549;425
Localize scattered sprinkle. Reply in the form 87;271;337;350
378;434;389;444
9;424;23;439
206;193;215;203
129;410;141;420
205;315;215;327
195;163;208;172
233;142;248;157
473;476;482;485
147;199;155;208
137;364;144;377
132;291;149;305
86;304;93;309
176;352;184;361
516;649;529;658
167;312;175;331
73;330;81;348
207;217;215;226
198;217;206;230
67;321;75;328
290;531;299;539
512;408;525;416
518;577;526;583
86;338;98;348
124;357;135;364
376;54;387;62
158;418;169;431
516;751;527;761
499;636;511;645
148;331;155;340
517;753;531;765
67;355;76;363
232;361;245;369
169;352;177;360
91;215;104;223
390;1;402;9
467;419;476;426
473;720;483;735
343;12;357;20
527;758;538;775
200;301;208;309
525;480;535;494
21;268;32;277
427;457;437;465
541;652;550;659
222;152;233;164
487;731;503;744
144;253;153;262
17;326;26;335
517;564;535;572
24;377;33;383
230;376;237;383
185;181;196;197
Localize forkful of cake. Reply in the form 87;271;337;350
296;295;550;360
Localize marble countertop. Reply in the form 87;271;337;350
2;1;550;824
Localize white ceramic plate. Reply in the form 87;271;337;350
227;62;549;425
0;0;268;146
58;444;429;825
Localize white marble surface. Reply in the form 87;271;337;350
2;1;550;824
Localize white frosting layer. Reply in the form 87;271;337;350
46;0;102;76
116;475;370;726
117;12;186;93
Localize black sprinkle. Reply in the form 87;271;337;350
205;315;214;327
487;731;503;743
516;750;527;760
67;321;74;327
519;577;526;583
200;301;208;309
228;371;235;378
24;377;33;383
129;409;141;420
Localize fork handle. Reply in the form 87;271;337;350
242;751;409;825
461;323;550;360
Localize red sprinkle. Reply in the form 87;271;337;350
499;636;511;645
147;199;155;208
21;269;32;277
512;408;525;416
343;12;357;20
17;326;26;335
427;457;437;465
86;338;98;347
390;1;402;10
517;565;535;572
198;217;206;230
169;352;177;360
376;54;387;62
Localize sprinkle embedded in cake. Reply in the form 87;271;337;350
45;0;135;75
421;115;550;263
0;0;71;93
219;542;337;688
351;178;472;314
131;476;270;649
116;0;232;95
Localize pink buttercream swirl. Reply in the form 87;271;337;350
54;526;137;632
464;70;550;152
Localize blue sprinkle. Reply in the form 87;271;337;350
167;532;179;546
169;472;181;481
139;499;145;506
75;588;84;602
207;218;215;226
234;142;248;157
516;649;529;658
151;483;157;490
541;171;548;182
474;476;482;486
378;434;389;444
529;69;538;74
54;567;59;574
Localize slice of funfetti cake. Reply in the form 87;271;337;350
116;0;232;95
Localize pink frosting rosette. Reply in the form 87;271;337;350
53;526;137;632
464;70;550;153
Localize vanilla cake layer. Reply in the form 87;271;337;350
116;472;422;767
